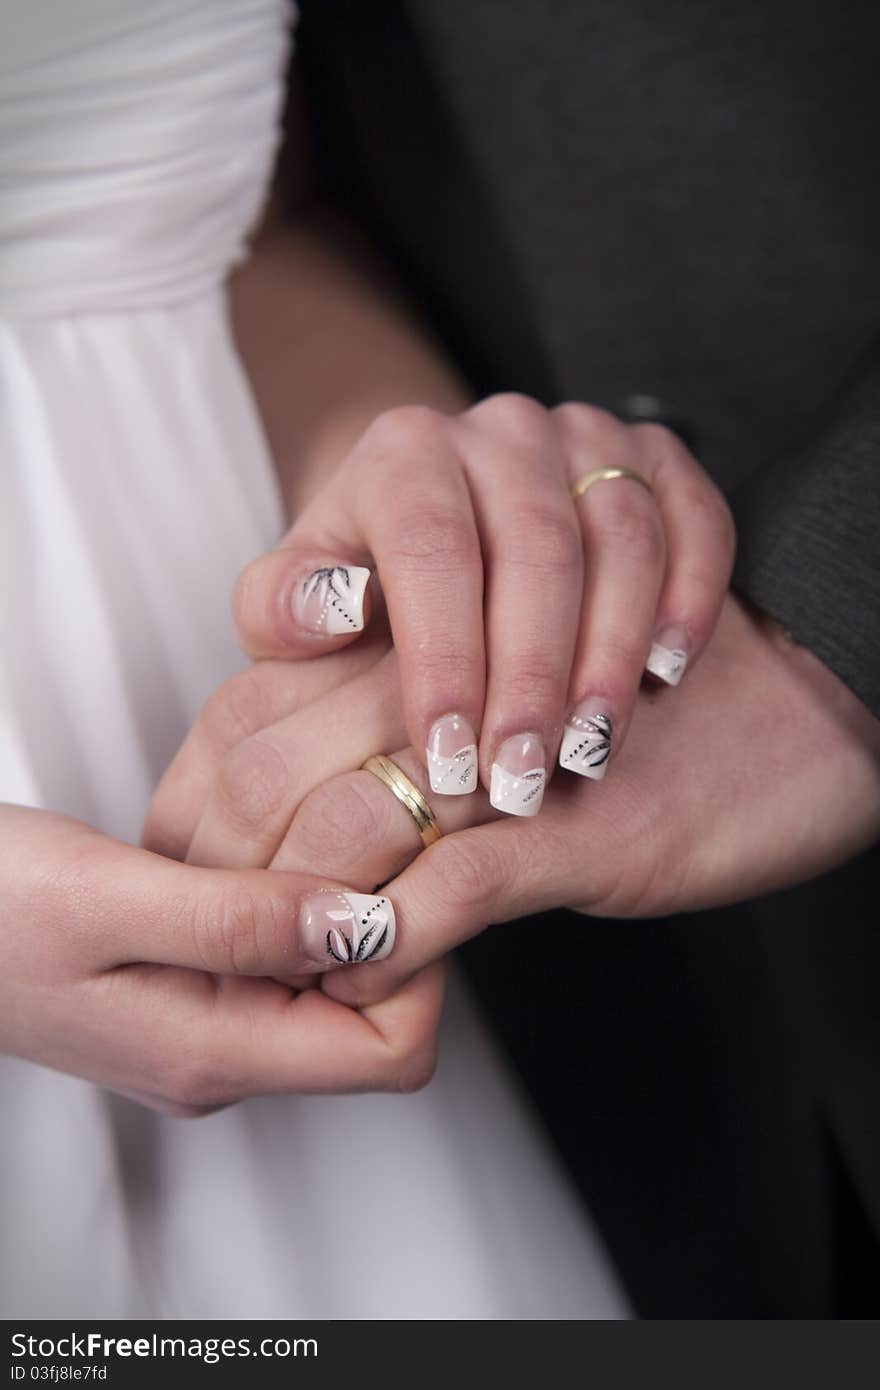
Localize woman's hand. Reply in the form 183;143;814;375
0;803;442;1114
232;397;734;815
145;596;880;1009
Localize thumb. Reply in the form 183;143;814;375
322;814;583;1007
40;813;399;977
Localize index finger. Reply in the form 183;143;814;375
236;406;487;793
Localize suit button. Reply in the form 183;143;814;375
618;394;699;454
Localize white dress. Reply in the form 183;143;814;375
0;0;627;1319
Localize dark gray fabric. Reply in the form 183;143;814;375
733;340;880;713
296;0;880;1314
299;0;880;712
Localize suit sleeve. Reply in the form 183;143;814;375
731;338;880;717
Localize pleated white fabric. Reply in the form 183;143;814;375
0;0;627;1318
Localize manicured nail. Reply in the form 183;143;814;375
426;713;478;795
558;702;612;780
293;565;370;635
490;732;546;817
299;891;395;967
645;626;689;686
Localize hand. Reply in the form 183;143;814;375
143;643;485;881
154;596;878;1006
311;593;880;1006
0;803;443;1114
232;397;734;814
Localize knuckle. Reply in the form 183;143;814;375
553;400;622;441
467;391;547;440
197;667;274;754
499;661;563;709
425;833;509;918
591;491;665;564
408;646;483;695
392;1036;439;1094
213;735;292;835
385;506;480;573
159;1057;232;1112
502;505;583;576
630;420;682;457
189;881;281;976
366;403;445;453
291;774;394;873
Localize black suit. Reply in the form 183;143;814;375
297;0;880;1314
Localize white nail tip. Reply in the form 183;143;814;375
427;744;478;795
297;565;370;635
490;763;546;817
646;643;687;686
323;892;395;964
559;712;612;780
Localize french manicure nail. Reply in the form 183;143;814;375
558;702;612;780
293;565;370;635
426;712;478;795
645;626;689;686
490;732;546;817
299;891;395;967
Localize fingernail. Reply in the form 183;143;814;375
645;626;689;686
558;702;612;780
293;565;370;635
490;732;546;817
299;891;395;967
426;712;478;795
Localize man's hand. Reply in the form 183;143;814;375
144;594;880;1014
310;593;880;1004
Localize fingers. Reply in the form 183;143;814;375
141;638;386;861
235;406;488;779
552;406;735;783
630;422;736;684
271;744;496;889
345;408;488;776
459;396;584;816
56;820;401;979
184;651;406;870
85;959;445;1107
6;805;442;1106
554;405;666;779
233;549;375;660
180;398;732;905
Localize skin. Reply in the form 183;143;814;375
7;577;877;1118
144;592;880;1018
233;397;735;797
9;237;739;1107
6;73;877;1110
0;800;444;1117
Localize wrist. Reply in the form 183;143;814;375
230;214;470;522
738;593;880;776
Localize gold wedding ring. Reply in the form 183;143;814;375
570;466;654;500
361;755;442;848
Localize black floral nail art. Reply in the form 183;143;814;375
302;566;361;630
562;712;612;770
326;896;391;964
